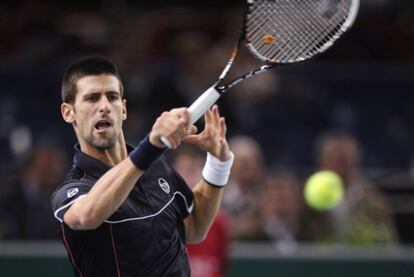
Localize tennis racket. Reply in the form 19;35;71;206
162;0;360;148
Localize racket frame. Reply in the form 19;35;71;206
162;0;360;147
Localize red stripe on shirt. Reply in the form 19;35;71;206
109;224;122;277
62;224;84;277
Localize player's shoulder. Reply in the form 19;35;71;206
51;166;93;210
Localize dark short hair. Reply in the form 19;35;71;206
61;56;124;103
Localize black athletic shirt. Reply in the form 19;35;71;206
51;144;194;277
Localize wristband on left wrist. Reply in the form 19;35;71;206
202;152;234;187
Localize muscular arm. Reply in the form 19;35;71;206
64;158;142;230
64;108;193;230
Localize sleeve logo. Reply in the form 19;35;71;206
67;187;79;198
158;178;170;194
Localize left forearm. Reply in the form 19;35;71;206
185;180;224;244
182;106;233;243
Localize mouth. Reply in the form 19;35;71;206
94;119;112;133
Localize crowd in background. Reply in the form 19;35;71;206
0;0;414;261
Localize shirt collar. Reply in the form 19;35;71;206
73;144;134;179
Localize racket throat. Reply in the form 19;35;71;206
188;86;222;124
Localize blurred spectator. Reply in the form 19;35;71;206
170;144;230;277
301;131;398;245
222;135;266;240
0;143;68;239
0;0;414;246
258;171;303;252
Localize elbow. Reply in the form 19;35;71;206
64;211;102;230
185;215;212;244
193;233;208;244
187;230;208;244
78;214;102;230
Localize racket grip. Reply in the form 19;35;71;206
188;86;221;124
160;86;220;148
160;136;172;149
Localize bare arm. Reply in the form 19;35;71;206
183;106;233;243
64;108;194;230
64;158;142;230
185;179;224;243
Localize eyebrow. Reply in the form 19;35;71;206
82;90;120;97
82;92;100;99
106;91;120;96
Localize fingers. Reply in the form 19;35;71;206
204;105;226;136
204;107;213;126
188;125;198;135
199;105;231;160
182;105;231;161
149;105;227;151
159;118;187;149
149;108;195;149
219;117;227;139
171;107;191;127
204;105;220;126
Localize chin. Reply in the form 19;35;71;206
94;142;115;151
88;136;117;151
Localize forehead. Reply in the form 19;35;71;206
76;74;121;95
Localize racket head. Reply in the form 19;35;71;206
244;0;360;64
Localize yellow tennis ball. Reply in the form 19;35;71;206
304;171;344;210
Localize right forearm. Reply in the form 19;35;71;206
64;108;191;230
64;158;142;230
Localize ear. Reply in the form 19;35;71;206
122;99;127;121
61;103;75;124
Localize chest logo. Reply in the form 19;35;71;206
158;178;170;194
67;187;79;198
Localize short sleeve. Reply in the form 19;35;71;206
51;182;92;223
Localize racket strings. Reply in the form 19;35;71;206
246;0;353;63
267;1;349;61
248;3;299;59
249;0;336;59
262;1;329;60
277;3;347;61
247;1;298;60
255;0;347;60
285;0;349;59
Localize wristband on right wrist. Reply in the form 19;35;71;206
202;152;234;187
129;135;165;171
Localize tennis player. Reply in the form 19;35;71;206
51;56;234;277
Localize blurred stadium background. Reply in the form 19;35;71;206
1;0;414;276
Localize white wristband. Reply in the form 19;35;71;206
202;152;234;187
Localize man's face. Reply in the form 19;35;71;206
64;74;126;150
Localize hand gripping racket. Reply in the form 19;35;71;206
161;0;360;148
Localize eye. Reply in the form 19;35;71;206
85;94;99;102
108;93;120;101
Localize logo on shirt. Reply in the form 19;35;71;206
67;187;79;198
158;178;170;194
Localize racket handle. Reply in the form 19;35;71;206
188;86;221;124
160;136;172;149
160;86;221;148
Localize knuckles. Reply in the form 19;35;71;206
152;108;191;143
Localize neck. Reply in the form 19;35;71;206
79;132;128;166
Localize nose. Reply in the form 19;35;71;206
98;96;111;114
